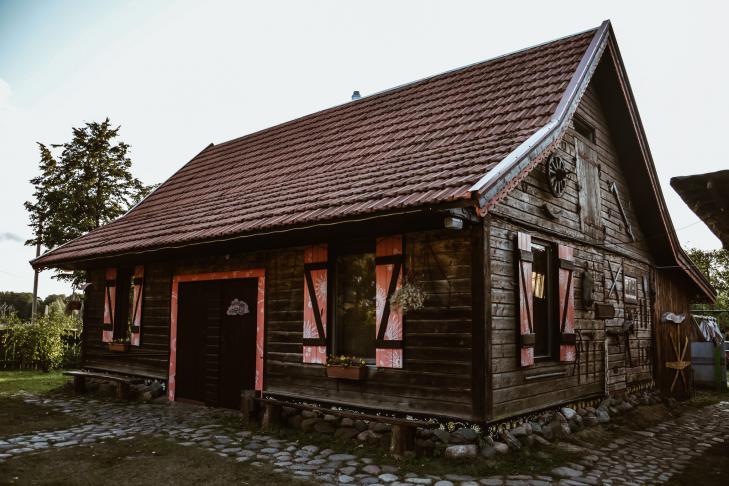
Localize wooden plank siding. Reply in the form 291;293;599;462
486;85;655;420
80;228;476;420
264;229;475;419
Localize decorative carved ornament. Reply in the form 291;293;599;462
226;298;250;316
547;155;571;197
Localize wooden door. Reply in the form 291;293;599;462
652;269;693;399
219;279;258;409
176;281;211;403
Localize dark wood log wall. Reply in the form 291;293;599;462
81;228;475;420
265;229;474;420
486;85;655;420
82;266;171;380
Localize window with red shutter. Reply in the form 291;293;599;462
557;244;576;362
516;233;535;367
375;236;403;369
102;268;116;343
129;266;144;347
303;245;328;364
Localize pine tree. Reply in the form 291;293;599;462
25;119;154;284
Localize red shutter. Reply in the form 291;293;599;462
102;268;116;343
130;265;144;347
303;245;327;364
375;236;403;368
558;244;576;362
516;233;535;367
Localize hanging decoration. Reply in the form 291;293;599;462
226;298;250;316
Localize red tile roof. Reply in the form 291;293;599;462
34;27;597;267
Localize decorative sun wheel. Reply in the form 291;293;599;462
547;155;570;197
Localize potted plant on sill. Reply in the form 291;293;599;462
325;355;367;380
108;339;130;352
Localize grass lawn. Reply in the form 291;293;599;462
0;398;80;437
0;371;70;397
0;370;79;437
0;436;315;486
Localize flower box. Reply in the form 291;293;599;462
108;342;130;353
326;365;366;381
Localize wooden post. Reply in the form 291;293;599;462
116;381;130;400
240;390;257;426
261;402;281;431
31;241;41;319
389;424;415;457
73;375;86;395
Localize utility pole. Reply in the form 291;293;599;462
31;240;41;319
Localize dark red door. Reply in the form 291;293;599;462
175;278;258;409
175;281;212;404
219;279;258;409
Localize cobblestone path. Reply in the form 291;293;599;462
1;394;727;485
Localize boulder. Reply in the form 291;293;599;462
287;414;304;430
560;407;577;420
370;422;391;433
433;429;451;444
480;444;496;458
300;418;319;432
451;428;478;443
356;430;381;443
444;444;477;459
354;420;368;431
340;417;354;427
510;425;528;438
314;421;336;434
534;435;551;446
498;430;521;451
493;441;509;454
596;409;610;424
334;427;359;440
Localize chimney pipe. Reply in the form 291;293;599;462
351;90;361;101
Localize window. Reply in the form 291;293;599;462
573;116;595;143
113;268;134;341
334;245;376;361
531;242;556;359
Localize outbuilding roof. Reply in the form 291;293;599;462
33;26;597;267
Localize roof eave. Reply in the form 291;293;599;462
469;20;611;209
468;19;715;303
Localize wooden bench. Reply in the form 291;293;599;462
251;397;434;456
63;370;143;400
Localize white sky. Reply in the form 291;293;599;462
0;0;726;297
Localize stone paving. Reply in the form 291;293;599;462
1;394;728;485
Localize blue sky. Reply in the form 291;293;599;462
0;0;726;296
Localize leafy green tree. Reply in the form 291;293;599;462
687;248;729;332
42;294;67;308
0;292;35;320
25;119;155;284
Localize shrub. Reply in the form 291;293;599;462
2;313;81;371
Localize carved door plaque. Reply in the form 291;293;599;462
226;298;250;316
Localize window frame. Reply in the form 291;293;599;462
329;238;378;363
573;115;596;144
530;239;559;362
112;267;134;342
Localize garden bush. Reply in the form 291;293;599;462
1;313;81;371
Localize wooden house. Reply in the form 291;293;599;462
33;21;715;423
